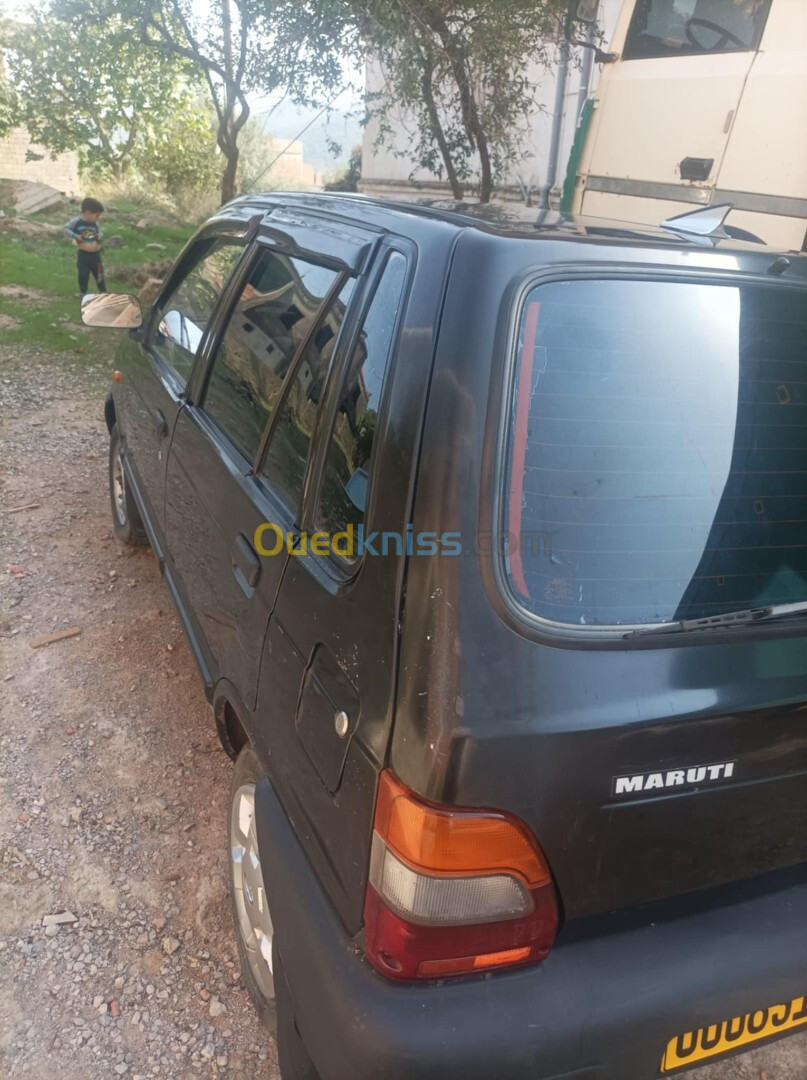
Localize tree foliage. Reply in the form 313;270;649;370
92;0;351;204
323;145;361;192
2;5;204;183
135;98;220;196
335;0;569;202
0;50;18;139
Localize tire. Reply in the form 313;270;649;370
108;424;147;545
228;746;321;1077
228;744;278;1035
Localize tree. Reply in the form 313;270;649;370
135;97;220;197
116;0;349;204
323;145;361;192
2;6;201;183
0;53;18;140
341;0;569;202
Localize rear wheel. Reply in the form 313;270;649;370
108;424;146;545
228;745;277;1033
228;744;320;1078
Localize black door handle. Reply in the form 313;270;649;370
152;408;168;438
232;533;261;591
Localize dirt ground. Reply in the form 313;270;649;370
0;347;279;1078
1;346;805;1080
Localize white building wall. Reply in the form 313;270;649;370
362;0;622;201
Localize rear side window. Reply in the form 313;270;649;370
318;251;407;555
503;278;807;628
260;274;355;511
623;0;772;59
202;248;341;463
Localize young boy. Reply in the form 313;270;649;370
63;197;107;295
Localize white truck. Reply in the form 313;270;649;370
569;0;807;250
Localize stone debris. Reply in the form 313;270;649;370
42;911;78;927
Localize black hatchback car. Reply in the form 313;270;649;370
82;193;807;1080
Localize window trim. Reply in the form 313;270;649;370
303;241;414;578
622;0;773;61
492;264;807;648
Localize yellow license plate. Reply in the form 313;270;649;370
661;994;807;1073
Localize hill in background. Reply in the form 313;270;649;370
256;99;364;172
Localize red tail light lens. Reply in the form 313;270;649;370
364;770;558;980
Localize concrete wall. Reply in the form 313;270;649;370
0;129;80;195
361;0;622;201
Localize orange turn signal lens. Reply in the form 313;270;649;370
374;769;550;888
418;947;531;977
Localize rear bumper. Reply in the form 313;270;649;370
255;778;807;1080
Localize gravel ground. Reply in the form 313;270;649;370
0;347;278;1079
0;346;805;1080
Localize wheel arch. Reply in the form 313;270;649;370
213;680;251;760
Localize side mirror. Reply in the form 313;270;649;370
575;0;599;22
81;292;143;329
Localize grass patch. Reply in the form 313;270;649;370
0;204;195;358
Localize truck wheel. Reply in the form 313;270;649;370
109;425;146;545
228;744;278;1035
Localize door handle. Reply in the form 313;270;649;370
152;408;168;439
232;533;261;592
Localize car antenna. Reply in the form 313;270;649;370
660;203;734;244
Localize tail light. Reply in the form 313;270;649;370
363;770;558;980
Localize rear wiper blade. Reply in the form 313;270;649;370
624;601;807;640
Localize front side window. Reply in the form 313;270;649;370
153;238;243;386
623;0;771;59
318;251;408;557
503;278;807;628
202;248;342;463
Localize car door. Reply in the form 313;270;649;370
119;232;245;546
164;218;372;708
253;244;419;926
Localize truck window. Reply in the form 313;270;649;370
503;277;807;628
623;0;772;59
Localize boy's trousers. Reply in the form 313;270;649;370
77;250;107;294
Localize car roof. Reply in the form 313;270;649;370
222;191;807;266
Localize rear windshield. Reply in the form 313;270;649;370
503;278;807;628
